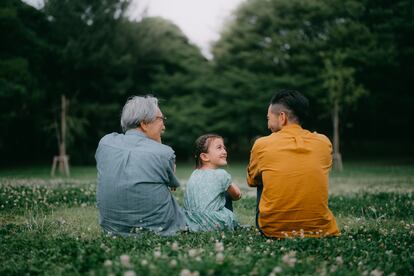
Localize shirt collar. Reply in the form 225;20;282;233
278;124;303;134
125;128;147;138
282;124;302;130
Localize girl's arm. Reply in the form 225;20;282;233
227;183;242;201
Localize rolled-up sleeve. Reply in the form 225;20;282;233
247;142;261;187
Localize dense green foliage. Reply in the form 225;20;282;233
212;0;414;154
0;0;413;164
1;163;413;275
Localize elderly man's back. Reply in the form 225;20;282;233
96;129;186;236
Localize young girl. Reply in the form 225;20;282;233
184;134;242;232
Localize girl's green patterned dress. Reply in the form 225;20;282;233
184;169;238;231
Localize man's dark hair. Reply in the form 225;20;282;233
270;90;309;125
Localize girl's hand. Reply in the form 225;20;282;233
227;183;242;200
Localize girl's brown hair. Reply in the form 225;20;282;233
194;134;223;168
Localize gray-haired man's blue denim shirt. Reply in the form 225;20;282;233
95;129;186;236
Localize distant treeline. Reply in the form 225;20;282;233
1;0;413;165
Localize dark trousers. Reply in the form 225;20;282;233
256;185;263;230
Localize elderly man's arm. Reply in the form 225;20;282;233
166;155;180;190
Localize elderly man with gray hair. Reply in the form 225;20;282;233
95;95;186;236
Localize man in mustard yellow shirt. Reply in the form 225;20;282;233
247;90;340;238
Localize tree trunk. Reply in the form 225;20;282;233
332;100;343;171
51;95;70;177
59;95;67;173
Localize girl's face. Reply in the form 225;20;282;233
200;138;227;169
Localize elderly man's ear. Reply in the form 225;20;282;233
139;121;148;131
139;121;154;133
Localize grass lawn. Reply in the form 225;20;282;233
0;161;413;275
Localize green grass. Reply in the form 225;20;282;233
1;162;413;275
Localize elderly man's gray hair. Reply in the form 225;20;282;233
120;95;159;132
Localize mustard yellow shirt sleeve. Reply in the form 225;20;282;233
317;133;333;170
247;141;261;187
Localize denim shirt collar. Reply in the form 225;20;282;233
125;129;148;139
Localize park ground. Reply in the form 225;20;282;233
0;161;413;275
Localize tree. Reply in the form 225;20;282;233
212;0;378;161
0;0;53;165
322;52;366;170
42;0;132;163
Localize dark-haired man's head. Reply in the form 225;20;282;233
267;90;309;132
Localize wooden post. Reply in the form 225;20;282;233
51;95;70;177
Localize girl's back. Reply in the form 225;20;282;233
184;169;230;211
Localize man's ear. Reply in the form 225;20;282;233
139;121;148;132
280;111;288;126
200;153;209;163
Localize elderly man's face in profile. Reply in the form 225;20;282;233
143;107;166;142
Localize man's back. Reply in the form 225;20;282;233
248;124;340;238
95;129;186;236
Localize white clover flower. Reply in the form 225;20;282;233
123;270;136;276
180;269;192;276
336;256;344;266
370;269;383;276
141;259;148;266
281;251;297;267
273;266;282;273
188;249;198;258
171;241;179;251
216;252;224;264
215;241;224;253
169;259;177;267
103;260;113;267
153;250;161;258
120;254;131;267
245;246;252;252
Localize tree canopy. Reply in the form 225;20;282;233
0;0;413;165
